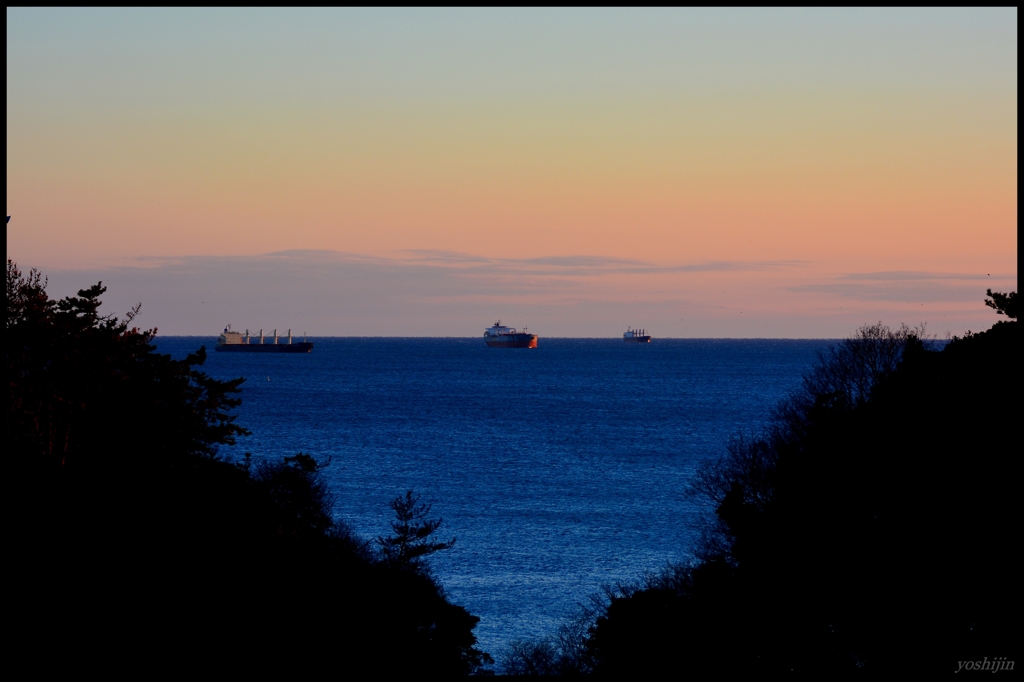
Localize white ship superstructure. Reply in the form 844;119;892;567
484;321;538;348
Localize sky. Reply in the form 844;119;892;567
7;8;1017;337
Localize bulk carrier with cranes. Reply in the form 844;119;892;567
215;325;313;353
623;327;651;343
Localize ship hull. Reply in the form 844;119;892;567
624;336;651;343
485;334;538;348
215;343;313;353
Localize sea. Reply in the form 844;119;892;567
154;336;835;657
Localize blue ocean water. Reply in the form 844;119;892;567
154;337;833;656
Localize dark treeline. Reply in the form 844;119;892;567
8;259;490;674
505;290;1018;675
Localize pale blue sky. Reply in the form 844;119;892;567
9;8;1015;108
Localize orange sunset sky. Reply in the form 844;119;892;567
6;9;1017;336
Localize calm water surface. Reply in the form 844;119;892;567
154;337;833;655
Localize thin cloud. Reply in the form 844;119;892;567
404;249;495;264
791;269;1016;303
840;271;999;281
517;255;649;268
64;249;810;282
791;282;998;303
662;260;806;273
402;251;804;276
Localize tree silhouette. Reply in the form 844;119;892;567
985;288;1017;319
7;259;247;472
378;490;456;570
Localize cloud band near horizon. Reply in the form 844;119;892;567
23;249;1013;338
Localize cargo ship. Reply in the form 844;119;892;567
215;325;313;353
484;321;538;348
623;327;651;343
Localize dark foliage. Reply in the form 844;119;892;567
378;490;457;570
7;262;247;469
587;295;1019;675
8;260;489;675
985;288;1017;319
499;605;595;676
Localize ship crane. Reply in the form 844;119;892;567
215;324;314;353
623;326;652;343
